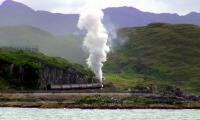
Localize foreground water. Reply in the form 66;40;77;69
0;108;199;120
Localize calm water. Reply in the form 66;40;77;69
0;108;199;120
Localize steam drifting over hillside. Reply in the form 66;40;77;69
78;9;110;83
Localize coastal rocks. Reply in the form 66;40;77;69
160;86;184;97
129;84;200;102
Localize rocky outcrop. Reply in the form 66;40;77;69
38;65;97;90
0;59;96;90
0;60;39;89
130;84;200;102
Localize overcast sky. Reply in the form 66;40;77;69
0;0;200;15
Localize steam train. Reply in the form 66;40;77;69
49;83;103;90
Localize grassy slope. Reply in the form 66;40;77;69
104;23;200;95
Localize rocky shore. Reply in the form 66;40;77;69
0;92;199;109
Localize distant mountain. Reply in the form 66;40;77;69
103;7;200;28
0;26;85;63
0;1;200;36
0;0;79;36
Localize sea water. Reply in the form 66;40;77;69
0;108;199;120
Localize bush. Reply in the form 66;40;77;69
76;95;120;104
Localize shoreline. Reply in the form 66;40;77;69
0;102;200;109
0;92;199;109
0;93;200;109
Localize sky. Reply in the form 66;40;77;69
0;0;200;15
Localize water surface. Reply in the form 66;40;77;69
0;108;199;120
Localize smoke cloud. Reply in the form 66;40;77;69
78;9;110;83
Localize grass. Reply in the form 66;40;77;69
104;73;143;90
103;23;200;95
0;50;94;76
76;95;183;105
0;50;70;69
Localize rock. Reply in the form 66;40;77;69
186;95;200;101
0;59;96;90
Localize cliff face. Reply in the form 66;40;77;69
39;65;97;90
0;60;39;89
0;59;97;90
0;50;96;90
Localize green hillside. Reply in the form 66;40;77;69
0;26;85;63
104;23;200;95
0;50;94;90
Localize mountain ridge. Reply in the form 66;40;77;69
0;0;80;36
0;0;200;36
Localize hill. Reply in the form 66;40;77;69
0;50;94;90
1;1;200;35
0;26;85;63
104;23;200;95
0;0;79;36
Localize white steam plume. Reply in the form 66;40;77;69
77;9;110;83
